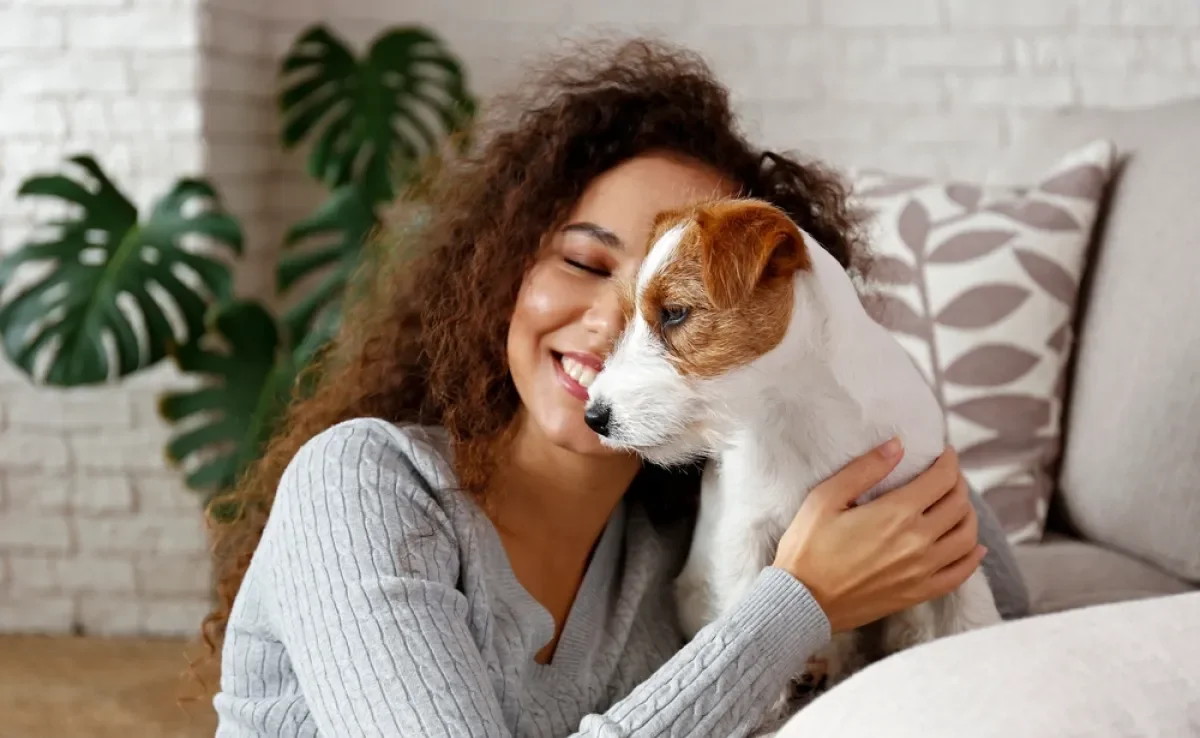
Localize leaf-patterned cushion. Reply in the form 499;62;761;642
849;140;1117;544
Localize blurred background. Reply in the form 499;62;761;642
1;0;1198;736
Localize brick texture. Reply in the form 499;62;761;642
2;0;1199;637
0;0;261;639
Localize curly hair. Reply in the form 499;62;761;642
197;36;868;663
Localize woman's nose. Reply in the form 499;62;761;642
583;287;625;344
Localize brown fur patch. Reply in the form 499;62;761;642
615;272;637;327
640;199;812;379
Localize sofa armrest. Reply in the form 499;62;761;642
777;592;1200;738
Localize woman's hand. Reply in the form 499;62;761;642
772;439;986;634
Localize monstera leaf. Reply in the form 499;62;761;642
0;155;242;385
160;300;296;497
279;23;475;205
278;183;377;343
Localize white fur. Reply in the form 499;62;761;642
636;223;686;297
586;224;1002;729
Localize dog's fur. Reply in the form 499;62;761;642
584;198;1001;729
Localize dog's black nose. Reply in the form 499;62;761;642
584;402;612;436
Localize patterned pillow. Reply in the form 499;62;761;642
849;140;1116;543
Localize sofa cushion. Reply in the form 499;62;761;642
1013;534;1194;615
988;99;1200;583
776;591;1200;738
849;141;1116;544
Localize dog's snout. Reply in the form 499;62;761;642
584;402;612;436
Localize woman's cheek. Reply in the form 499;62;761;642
514;265;573;327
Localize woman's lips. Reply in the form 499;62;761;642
553;351;600;402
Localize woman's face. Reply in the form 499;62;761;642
507;152;738;457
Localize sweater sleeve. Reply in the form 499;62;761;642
575;567;829;737
260;418;830;738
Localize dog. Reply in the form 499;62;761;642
583;197;1001;730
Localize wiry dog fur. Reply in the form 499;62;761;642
585;198;1001;731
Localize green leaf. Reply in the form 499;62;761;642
0;155;242;386
278;24;475;204
278;183;377;342
160;300;296;498
292;299;341;369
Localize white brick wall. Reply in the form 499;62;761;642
318;0;1200;176
0;0;260;638
1;0;1199;637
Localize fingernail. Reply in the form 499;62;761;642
880;437;903;460
978;545;989;557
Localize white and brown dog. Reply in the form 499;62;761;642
584;198;1001;725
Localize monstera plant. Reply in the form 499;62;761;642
0;23;475;509
0;159;243;385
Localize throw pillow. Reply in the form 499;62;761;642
849;140;1116;543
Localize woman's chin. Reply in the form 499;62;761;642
563;427;629;458
541;413;629;458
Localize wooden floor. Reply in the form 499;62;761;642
0;634;219;738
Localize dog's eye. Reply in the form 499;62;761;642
660;305;689;328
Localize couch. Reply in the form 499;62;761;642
780;98;1200;736
997;98;1200;616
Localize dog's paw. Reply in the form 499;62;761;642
799;656;829;688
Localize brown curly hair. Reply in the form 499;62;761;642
198;36;867;662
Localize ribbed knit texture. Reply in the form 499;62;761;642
213;417;1029;737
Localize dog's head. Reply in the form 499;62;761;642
584;198;814;465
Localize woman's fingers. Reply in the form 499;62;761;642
926;507;981;573
923;543;987;600
808;438;905;512
881;445;962;515
919;474;973;540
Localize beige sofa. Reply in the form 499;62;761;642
998;98;1200;615
780;99;1200;736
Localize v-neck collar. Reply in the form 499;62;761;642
479;499;627;683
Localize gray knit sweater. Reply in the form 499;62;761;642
213;417;1029;737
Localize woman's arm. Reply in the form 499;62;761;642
256;418;830;738
967;484;1032;620
577;566;828;736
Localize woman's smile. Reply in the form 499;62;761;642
553;351;602;402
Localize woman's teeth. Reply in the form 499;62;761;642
560;356;597;388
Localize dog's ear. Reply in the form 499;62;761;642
697;200;810;310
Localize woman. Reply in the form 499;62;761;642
206;38;1029;737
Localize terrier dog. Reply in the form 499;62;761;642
583;198;1001;729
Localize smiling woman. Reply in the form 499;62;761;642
507;152;738;458
203;36;1029;738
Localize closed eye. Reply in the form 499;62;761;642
566;258;610;277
